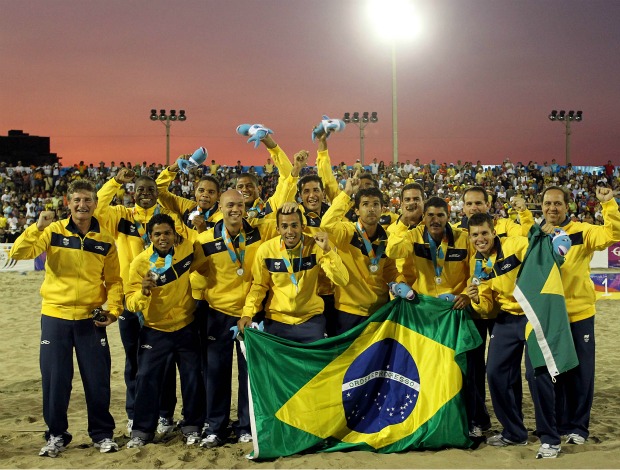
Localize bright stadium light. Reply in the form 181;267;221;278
367;0;421;164
367;0;421;41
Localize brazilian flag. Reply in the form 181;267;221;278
242;296;482;459
514;225;579;377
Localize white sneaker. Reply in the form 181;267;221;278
126;436;147;448
566;433;586;445
185;431;201;445
238;432;252;443
536;443;561;459
39;435;67;458
200;434;224;448
126;419;133;434
94;438;119;453
156;417;175;435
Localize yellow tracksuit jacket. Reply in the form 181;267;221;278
248;145;298;219
387;221;471;297
242;236;349;324
125;238;202;332
192;218;276;316
9;217;123;319
469;236;529;318
299;202;335;296
155;167;223;241
387;217;418;286
321;192;398;317
95;177;188;281
521;198;620;322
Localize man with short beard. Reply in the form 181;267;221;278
387;196;471;308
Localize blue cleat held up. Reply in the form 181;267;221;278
388;282;416;300
236;124;273;148
311;115;346;142
550;228;572;257
177;147;207;174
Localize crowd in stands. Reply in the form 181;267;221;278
0;156;617;243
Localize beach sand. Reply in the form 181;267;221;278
1;271;619;469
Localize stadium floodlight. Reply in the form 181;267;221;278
149;108;188;165
342;112;379;166
548;109;583;166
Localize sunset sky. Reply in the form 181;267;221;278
2;0;619;167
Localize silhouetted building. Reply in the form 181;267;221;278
0;130;59;166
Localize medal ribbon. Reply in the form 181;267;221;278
356;222;385;270
280;235;304;292
249;198;265;216
474;257;494;280
149;248;173;275
427;231;449;279
222;225;245;271
197;202;218;221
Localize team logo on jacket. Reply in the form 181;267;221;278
94;245;105;251
183;261;191;268
62;238;69;246
215;241;222;250
130;225;136;233
159;275;167;283
41;340;50;345
275;261;281;269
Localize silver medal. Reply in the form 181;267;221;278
471;277;480;286
435;276;442;285
369;264;379;273
236;267;245;276
147;270;160;282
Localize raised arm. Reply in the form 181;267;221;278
315;133;341;202
385;221;415;260
9;212;54;260
262;135;293;178
314;231;349;287
586;187;620;250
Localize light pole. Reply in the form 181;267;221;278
548;110;583;166
149;109;187;166
368;0;420;165
391;40;398;165
343;112;379;166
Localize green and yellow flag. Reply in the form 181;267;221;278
242;296;482;459
514;225;579;377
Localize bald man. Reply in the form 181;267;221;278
192;189;276;448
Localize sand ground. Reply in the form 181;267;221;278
1;271;619;469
